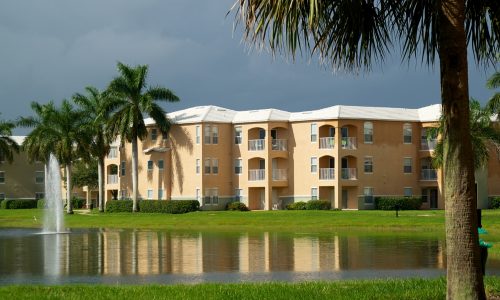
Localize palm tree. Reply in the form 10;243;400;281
231;1;499;298
73;86;117;212
0;115;20;163
487;71;500;119
107;62;179;212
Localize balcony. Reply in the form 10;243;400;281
341;168;357;180
249;169;265;181
271;139;287;151
421;169;438;181
421;139;438;151
319;168;335;180
341;137;357;150
319;137;335;149
107;174;118;184
108;147;118;159
272;169;287;181
249;139;265;151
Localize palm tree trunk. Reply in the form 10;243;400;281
98;157;105;212
131;137;139;212
438;0;485;299
66;164;74;214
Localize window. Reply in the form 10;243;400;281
235;189;242;201
235;159;242;174
35;192;44;200
147;160;153;171
310;123;317;142
196;125;201;144
0;193;4;200
196;159;200;174
151;128;157;141
120;161;126;176
158;189;164;200
212;126;219;144
421;189;428;203
212;159;219;174
196;188;201;202
311;187;318;200
0;171;4;184
35;171;44;184
204;125;211;144
204;159;211;174
404;187;413;197
310;157;318;173
364;122;373;143
364;187;374;204
403;157;412;173
204;188;218;205
147;189;153;200
234;126;242;144
108;147;118;158
403;123;412;144
120;190;127;200
364;157;373;173
158;160;164;170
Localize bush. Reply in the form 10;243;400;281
375;197;422;210
37;199;47;209
306;200;331;210
1;199;38;209
70;197;85;209
142;200;199;214
226;202;249;211
286;201;307;210
106;200;133;212
490;197;500;209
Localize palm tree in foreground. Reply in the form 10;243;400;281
107;62;179;212
0;115;20;163
231;1;499;298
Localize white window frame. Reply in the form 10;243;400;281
158;160;164;170
404;187;413;197
234;126;242;144
147;189;153;200
363;187;374;204
204;188;219;205
196;159;200;174
151;128;157;141
196;188;201;203
147;160;153;172
204;158;211;174
403;157;412;174
310;123;317;143
120;161;126;176
158;189;164;200
310;157;318;173
35;171;44;184
311;187;318;200
364;122;373;144
235;158;242;174
195;125;201;144
204;125;211;144
364;156;373;174
212;159;219;174
403;123;412;144
212;126;219;144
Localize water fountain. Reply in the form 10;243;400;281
43;153;65;233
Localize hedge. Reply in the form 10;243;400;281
106;200;133;212
375;197;422;210
226;202;249;211
70;198;86;209
1;199;38;209
306;200;331;210
490;197;500;209
37;199;47;209
139;200;199;214
286;201;307;210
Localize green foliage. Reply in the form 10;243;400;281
375;197;422;210
286;201;307;210
226;202;249;211
139;200;199;214
37;199;47;209
70;197;86;209
106;200;133;213
306;200;331;210
72;159;98;189
490;197;500;209
1;199;37;209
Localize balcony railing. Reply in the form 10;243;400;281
107;174;118;184
272;169;287;181
319;168;335;180
341;137;357;150
421;139;438;151
421;169;438;180
271;139;287;151
108;147;118;159
319;137;335;149
248;139;265;151
341;168;357;180
249;169;265;181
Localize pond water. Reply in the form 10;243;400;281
1;228;498;285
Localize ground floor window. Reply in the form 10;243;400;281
35;192;44;200
0;193;4;200
204;188;218;205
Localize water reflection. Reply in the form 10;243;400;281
0;228;451;281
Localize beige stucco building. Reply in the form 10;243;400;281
103;104;500;210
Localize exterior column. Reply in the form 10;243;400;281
334;125;342;209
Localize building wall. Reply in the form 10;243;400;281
0;151;45;199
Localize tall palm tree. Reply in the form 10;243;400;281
0;115;20;163
73;86;117;212
107;62;179;212
487;71;500;119
231;1;499;298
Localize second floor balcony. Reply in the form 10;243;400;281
319;137;335;149
271;139;287;151
249;169;265;181
319;168;335;180
421;169;438;181
341;168;357;180
107;174;118;184
272;169;287;181
341;137;357;150
421;139;438;151
248;139;265;151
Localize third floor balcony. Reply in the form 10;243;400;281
341;168;357;180
341;137;357;150
249;169;265;181
319;137;335;149
248;139;265;151
421;139;438;151
421;169;438;181
319;168;335;180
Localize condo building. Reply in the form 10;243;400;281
103;104;500;210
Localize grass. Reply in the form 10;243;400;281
1;277;500;300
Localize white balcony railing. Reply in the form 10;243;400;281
341;137;357;150
249;169;265;181
107;174;118;184
319;168;335;180
248;139;265;151
421;169;438;180
319;137;335;149
271;139;287;151
108;147;118;158
421;139;438;151
341;168;357;180
272;169;287;181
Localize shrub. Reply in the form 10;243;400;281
286;201;307;210
375;197;422;210
106;200;133;212
70;197;86;209
306;200;331;210
1;199;38;209
490;197;500;209
37;199;47;209
138;200;200;214
226;202;249;211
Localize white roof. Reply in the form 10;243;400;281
10;136;26;145
144;103;442;125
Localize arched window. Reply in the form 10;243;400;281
364;122;373;143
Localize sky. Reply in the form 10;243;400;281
1;0;497;134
